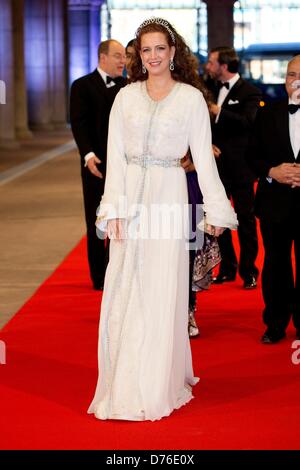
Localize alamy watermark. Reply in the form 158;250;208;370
0;80;6;104
291;340;300;365
96;199;205;250
0;340;6;364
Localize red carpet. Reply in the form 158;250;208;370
0;234;299;450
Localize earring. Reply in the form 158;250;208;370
170;59;174;71
142;64;147;74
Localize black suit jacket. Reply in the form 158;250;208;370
211;77;262;184
70;69;126;175
246;100;300;223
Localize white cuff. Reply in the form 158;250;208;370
84;152;96;167
204;202;238;230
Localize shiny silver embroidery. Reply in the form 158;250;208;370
128;155;181;168
102;101;162;419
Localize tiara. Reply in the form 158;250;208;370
136;17;176;44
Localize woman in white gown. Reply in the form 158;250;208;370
88;18;238;421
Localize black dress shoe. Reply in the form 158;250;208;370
212;274;236;284
261;329;286;344
243;276;257;289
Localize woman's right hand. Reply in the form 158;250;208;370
107;219;125;240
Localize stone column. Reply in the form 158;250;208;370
12;0;32;139
205;0;235;50
68;0;103;86
24;0;53;129
0;0;18;148
47;0;68;128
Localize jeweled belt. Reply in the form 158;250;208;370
128;155;181;168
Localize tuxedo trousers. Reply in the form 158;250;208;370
218;180;259;280
260;217;300;332
81;167;108;286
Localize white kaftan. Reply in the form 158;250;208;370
88;81;237;421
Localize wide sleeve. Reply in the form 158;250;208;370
96;90;127;231
188;91;238;229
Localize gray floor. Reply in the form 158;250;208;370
0;130;86;329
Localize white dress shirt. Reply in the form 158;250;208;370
97;67;117;89
289;98;300;159
215;73;240;123
267;98;300;183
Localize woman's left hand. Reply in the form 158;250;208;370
205;224;225;237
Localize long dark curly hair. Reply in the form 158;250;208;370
129;18;210;104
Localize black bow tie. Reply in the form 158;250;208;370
218;81;230;90
106;76;114;84
288;104;300;114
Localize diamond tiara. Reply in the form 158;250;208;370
136;17;176;44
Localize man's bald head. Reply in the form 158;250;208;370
286;54;300;100
98;40;126;78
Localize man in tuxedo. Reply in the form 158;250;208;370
70;40;126;290
246;55;300;344
205;46;262;289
